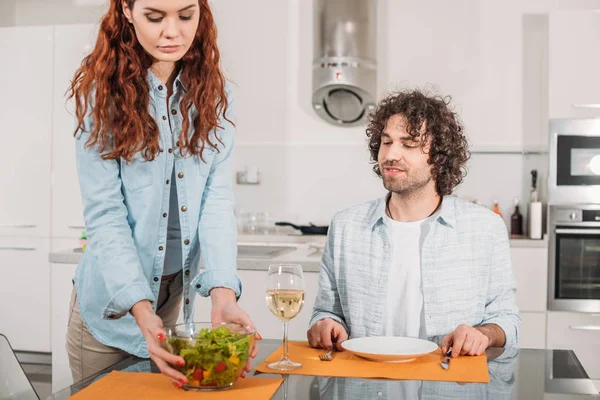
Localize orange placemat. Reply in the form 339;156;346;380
68;371;283;400
255;342;489;383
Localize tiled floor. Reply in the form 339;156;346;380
21;363;52;399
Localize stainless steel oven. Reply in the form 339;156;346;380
549;119;600;204
548;204;600;312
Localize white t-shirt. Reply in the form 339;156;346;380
383;214;426;338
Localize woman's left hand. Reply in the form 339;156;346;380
210;288;262;378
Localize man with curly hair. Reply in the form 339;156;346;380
307;89;520;360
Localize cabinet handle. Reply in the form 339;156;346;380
68;225;85;229
0;247;36;251
572;104;600;109
0;225;36;229
555;228;600;235
569;325;600;331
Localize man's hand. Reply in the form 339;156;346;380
307;318;348;351
441;323;505;357
210;288;261;378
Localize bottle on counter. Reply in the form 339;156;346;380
510;197;524;236
528;170;543;239
492;200;502;217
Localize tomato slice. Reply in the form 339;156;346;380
192;368;204;381
214;362;227;373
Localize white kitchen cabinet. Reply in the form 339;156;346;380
51;24;97;238
519;312;546;349
547;311;600;381
0;237;50;352
185;270;319;341
549;10;600;119
0;26;52;238
511;247;548;312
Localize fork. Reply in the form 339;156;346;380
319;347;335;361
319;350;333;361
440;348;452;370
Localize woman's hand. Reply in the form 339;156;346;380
131;300;187;388
210;288;262;378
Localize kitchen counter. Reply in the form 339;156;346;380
49;233;547;272
48;341;599;399
509;235;548;248
48;236;325;272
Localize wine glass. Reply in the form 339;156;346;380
265;263;305;370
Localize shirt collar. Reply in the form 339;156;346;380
145;69;189;93
366;194;456;229
175;70;189;92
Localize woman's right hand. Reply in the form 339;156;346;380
131;300;187;388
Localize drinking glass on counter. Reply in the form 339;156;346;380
265;263;305;370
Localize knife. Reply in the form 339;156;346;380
440;348;452;370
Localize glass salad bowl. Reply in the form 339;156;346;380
163;322;256;391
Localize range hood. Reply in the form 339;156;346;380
312;0;377;127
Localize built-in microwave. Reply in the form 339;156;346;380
549;119;600;204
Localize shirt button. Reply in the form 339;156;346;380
162;115;167;120
171;109;177;115
195;284;201;289
185;269;190;276
165;180;170;185
159;148;163;153
181;206;187;212
377;392;383;397
178;172;184;179
158;85;163;91
163;213;167;218
184;239;190;245
176;141;181;147
168;148;173;153
185;299;190;305
158;246;164;251
153;277;159;282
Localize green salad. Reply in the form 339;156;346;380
167;326;251;388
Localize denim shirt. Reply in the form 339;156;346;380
310;196;520;348
74;70;240;357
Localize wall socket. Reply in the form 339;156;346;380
236;166;261;185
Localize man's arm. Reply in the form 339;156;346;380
476;323;505;347
480;215;520;348
441;215;520;356
309;216;349;333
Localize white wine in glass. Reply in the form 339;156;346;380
265;264;305;370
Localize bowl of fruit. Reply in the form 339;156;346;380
163;322;255;391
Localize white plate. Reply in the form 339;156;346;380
341;336;439;363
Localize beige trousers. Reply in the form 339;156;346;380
66;271;183;383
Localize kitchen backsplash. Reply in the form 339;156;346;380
232;143;549;229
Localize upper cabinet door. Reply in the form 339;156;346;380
0;26;52;238
52;24;97;238
549;11;600;119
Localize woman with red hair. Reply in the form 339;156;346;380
66;0;257;387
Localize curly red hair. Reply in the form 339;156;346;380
68;0;229;162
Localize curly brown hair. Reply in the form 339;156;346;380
68;0;229;162
366;89;470;196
